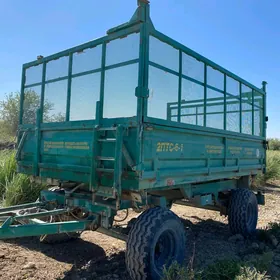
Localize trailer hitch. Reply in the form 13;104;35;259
0;201;97;240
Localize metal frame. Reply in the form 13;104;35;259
143;28;266;140
19;1;266;140
3;0;267;240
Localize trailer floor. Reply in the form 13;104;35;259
0;188;280;280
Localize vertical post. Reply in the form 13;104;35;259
262;81;267;139
262;81;267;174
40;62;47;123
99;42;107;123
167;103;171;121
203;64;207;127
19;67;26;126
18;66;26;149
90;43;106;191
90;126;99;192
138;0;150;5
114;125;124;205
33;62;46;176
136;3;150;121
178;50;182;123
239;82;242;133
223;74;226;130
252;90;255;136
66;54;73;121
34;108;41;176
135;1;150;171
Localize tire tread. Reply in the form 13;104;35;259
126;207;185;280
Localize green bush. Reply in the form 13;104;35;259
0;151;45;206
0;120;14;143
162;260;270;280
268;138;280;151
248;252;273;274
162;261;199;280
0;150;17;198
201;259;270;280
202;259;241;280
3;173;45;206
259;222;280;241
256;150;280;186
266;222;280;238
235;266;270;280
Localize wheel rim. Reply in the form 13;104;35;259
246;202;256;229
154;230;176;271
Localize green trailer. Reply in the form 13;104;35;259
0;1;267;279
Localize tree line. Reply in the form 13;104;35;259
1;91;280;151
0;90;63;138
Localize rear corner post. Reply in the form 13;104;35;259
262;80;267;139
19;66;26;126
262;80;268;174
135;0;151;171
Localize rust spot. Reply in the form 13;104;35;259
148;178;156;183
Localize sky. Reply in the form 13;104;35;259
0;0;279;137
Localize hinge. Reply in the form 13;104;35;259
135;86;149;98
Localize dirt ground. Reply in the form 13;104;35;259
1;188;280;280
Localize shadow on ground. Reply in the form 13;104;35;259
7;237;106;266
5;216;280;279
6;236;129;279
265;183;280;194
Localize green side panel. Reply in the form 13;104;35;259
17;1;266;200
17;121;139;190
140;123;264;190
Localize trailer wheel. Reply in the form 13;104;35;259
228;188;258;236
126;207;186;280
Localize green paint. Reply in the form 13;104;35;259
0;1;267;241
66;54;73;121
19;67;26;126
239;81;242;133
178;50;182;123
204;63;207;126
223;74;227;130
34;109;41;175
0;221;91;239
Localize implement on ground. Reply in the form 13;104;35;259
0;1;267;279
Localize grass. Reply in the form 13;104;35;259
162;224;278;280
162;261;199;280
235;267;270;280
266;222;280;238
256;150;280;187
0;150;17;198
258;222;280;244
162;259;271;280
0;120;14;144
0;150;45;206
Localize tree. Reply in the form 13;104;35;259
0;90;64;136
268;138;280;151
0;92;21;135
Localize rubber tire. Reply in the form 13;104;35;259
228;188;258;236
126;207;186;280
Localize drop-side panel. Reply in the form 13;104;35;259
140;124;264;190
17;124;139;190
